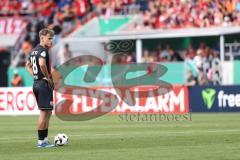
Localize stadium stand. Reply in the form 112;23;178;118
1;0;240;86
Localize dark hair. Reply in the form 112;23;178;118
39;28;55;37
65;43;69;48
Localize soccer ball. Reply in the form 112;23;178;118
54;133;69;146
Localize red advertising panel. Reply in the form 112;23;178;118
54;85;189;114
0;87;38;115
0;86;189;115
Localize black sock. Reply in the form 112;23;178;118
43;129;48;139
38;130;45;140
46;129;48;138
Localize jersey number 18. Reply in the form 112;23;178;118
30;56;38;74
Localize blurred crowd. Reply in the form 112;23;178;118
5;0;240;62
129;0;240;30
5;0;92;66
116;42;220;63
115;41;222;85
3;0;238;85
3;0;240;44
5;0;138;66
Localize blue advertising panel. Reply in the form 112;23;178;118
189;86;240;112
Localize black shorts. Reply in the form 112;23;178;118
33;79;53;110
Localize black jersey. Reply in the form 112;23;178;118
29;45;51;80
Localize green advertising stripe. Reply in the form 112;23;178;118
8;67;34;87
8;63;185;87
99;17;132;35
234;60;240;84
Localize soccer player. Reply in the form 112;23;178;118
25;28;55;148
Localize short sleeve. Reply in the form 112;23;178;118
39;51;47;59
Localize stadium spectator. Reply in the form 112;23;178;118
232;40;240;59
17;38;33;66
49;23;62;44
156;44;163;61
63;43;72;62
58;0;72;12
226;0;235;14
126;54;136;63
138;0;148;12
73;0;90;19
159;44;174;62
197;67;208;85
22;38;33;54
184;44;196;60
28;25;37;46
171;51;184;61
58;3;76;36
122;54;129;64
236;0;240;11
186;70;197;86
1;0;21;16
194;50;204;69
122;0;139;15
11;71;23;87
21;0;34;15
142;49;154;63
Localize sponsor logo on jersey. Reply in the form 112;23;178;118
40;51;46;57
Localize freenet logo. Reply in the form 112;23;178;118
201;88;216;110
218;91;240;107
201;88;240;109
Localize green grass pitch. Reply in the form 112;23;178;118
0;113;240;160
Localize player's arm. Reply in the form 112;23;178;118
39;57;54;88
39;57;50;79
25;60;33;77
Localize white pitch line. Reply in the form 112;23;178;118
0;133;122;141
1;129;240;142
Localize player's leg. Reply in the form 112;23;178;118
36;79;54;147
38;110;49;145
37;110;54;147
32;81;49;147
44;110;52;142
46;110;52;129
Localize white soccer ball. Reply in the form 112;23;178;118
54;133;69;146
